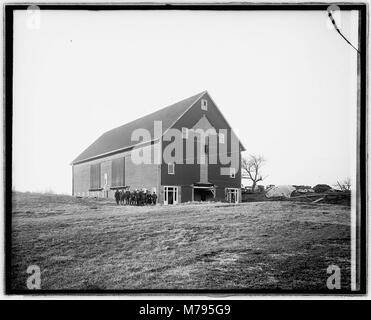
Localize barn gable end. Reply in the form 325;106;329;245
160;92;244;203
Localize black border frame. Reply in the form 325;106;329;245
4;2;368;295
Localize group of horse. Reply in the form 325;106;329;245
114;189;157;206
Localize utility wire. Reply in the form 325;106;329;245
328;11;360;54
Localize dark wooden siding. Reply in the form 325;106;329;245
161;92;242;189
180;186;193;202
215;187;227;201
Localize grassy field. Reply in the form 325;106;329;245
11;192;351;291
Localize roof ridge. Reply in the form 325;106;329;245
102;90;207;137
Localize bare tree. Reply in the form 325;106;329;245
242;155;266;192
334;178;351;191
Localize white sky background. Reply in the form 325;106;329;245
13;9;359;194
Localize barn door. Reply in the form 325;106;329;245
164;186;178;205
226;188;239;203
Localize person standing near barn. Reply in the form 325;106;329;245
120;189;125;205
133;189;138;205
152;191;157;205
114;189;120;205
138;189;144;206
124;189;130;205
146;191;152;205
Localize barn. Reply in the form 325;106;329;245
71;91;246;204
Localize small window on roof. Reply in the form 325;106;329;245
168;163;175;175
182;127;188;139
230;168;236;178
201;99;208;111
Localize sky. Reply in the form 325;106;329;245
12;8;359;194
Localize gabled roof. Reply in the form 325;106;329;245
72;91;206;164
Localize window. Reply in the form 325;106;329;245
204;144;209;154
201;99;208;111
182;127;188;139
230;168;236;178
219;133;225;144
104;173;108;186
168;163;175;174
